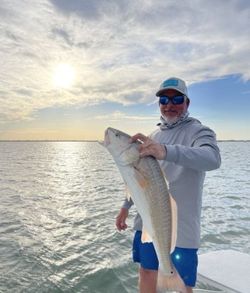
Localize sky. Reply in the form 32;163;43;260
0;0;250;140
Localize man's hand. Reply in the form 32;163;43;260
116;208;128;231
129;133;167;160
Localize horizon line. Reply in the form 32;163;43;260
0;139;250;142
0;139;99;142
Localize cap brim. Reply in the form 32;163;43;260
156;86;187;97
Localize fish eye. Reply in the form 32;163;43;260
115;133;119;137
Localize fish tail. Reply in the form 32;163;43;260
157;267;187;293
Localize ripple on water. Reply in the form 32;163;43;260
0;141;250;292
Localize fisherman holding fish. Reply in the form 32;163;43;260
114;77;221;293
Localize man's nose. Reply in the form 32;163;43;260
163;100;175;107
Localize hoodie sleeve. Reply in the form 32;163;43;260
121;197;134;209
165;127;221;171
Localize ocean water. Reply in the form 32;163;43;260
0;141;249;293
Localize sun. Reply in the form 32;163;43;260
52;63;76;89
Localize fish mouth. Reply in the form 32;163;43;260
104;127;119;146
104;129;110;146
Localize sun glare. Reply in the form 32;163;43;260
52;63;76;89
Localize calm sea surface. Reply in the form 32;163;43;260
0;141;249;292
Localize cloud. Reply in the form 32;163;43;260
95;111;158;122
49;0;103;19
0;0;250;123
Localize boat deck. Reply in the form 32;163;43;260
197;250;250;293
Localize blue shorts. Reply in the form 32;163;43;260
132;231;198;287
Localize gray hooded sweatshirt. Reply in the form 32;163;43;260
122;116;221;249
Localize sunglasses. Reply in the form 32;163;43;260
159;95;185;105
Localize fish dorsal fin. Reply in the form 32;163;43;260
141;228;153;243
170;194;178;253
133;166;149;189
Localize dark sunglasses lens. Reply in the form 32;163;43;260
172;95;185;105
159;96;169;105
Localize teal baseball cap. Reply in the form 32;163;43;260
156;77;189;98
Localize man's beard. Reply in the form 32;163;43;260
162;110;187;126
159;110;190;130
162;114;180;125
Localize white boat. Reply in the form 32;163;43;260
194;250;250;293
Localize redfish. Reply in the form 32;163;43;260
104;127;186;293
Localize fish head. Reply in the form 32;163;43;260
104;127;140;166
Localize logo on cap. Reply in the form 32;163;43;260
163;79;178;87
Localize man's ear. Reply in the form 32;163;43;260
186;97;190;107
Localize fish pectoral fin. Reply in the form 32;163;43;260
141;228;153;243
170;194;178;253
133;167;149;189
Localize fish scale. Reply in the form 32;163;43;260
139;158;173;274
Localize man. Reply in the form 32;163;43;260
116;77;221;293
